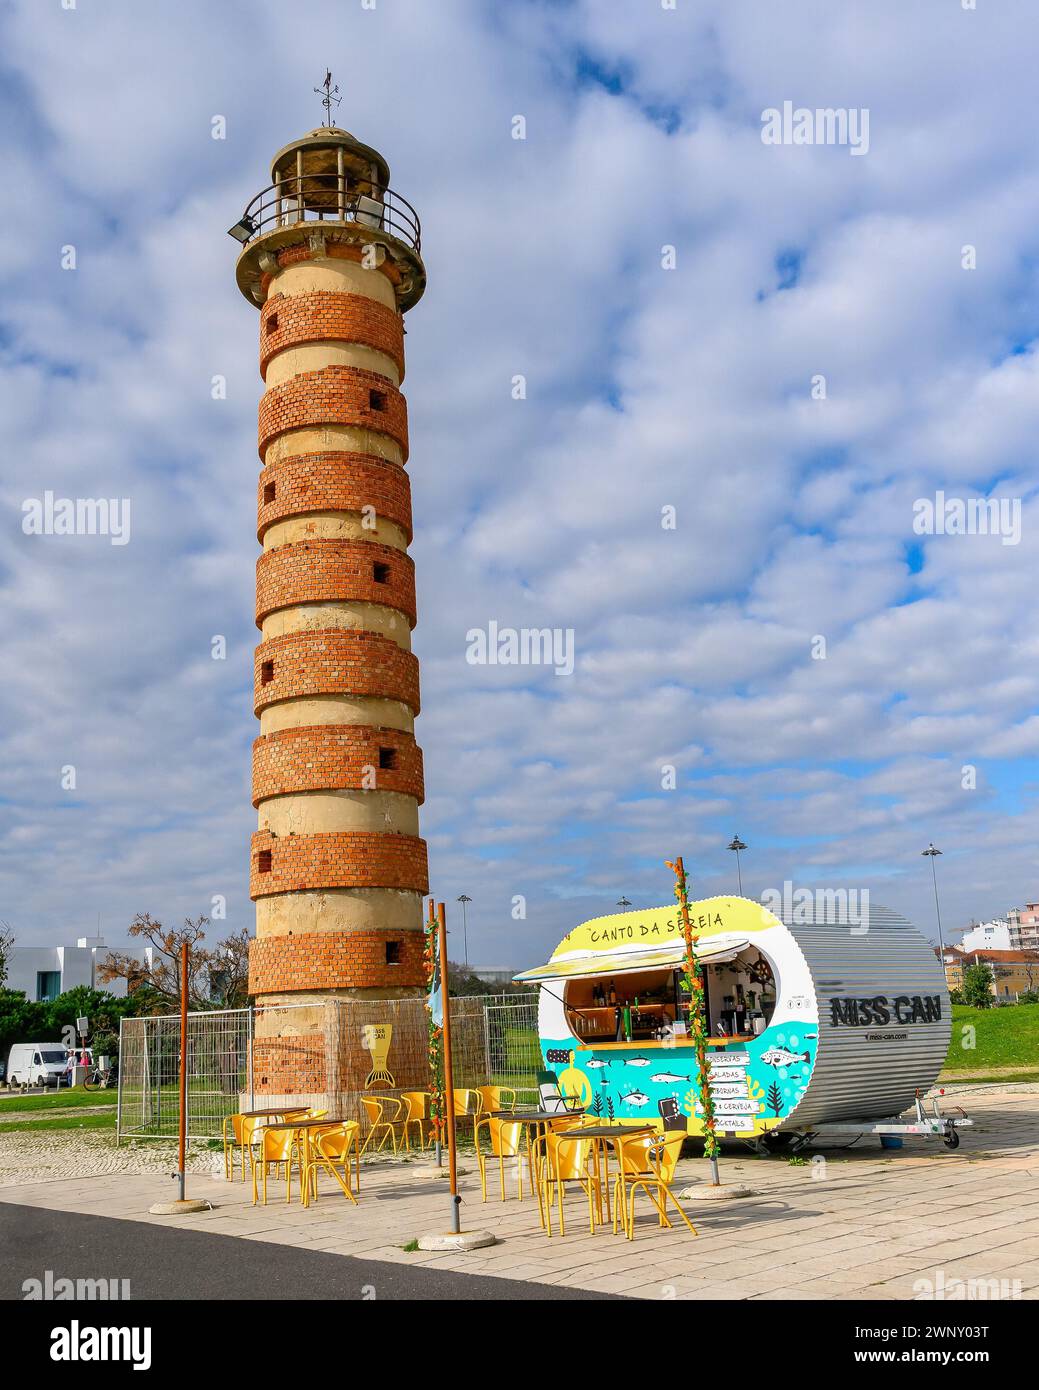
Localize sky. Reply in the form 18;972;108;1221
1;0;1038;969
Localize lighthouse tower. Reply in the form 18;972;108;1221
231;122;427;1011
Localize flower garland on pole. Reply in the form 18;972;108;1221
667;855;721;1185
423;897;445;1163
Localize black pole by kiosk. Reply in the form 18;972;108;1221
437;901;461;1234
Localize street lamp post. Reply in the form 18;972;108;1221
727;836;747;896
456;895;472;970
922;843;946;956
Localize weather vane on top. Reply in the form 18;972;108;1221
314;70;341;127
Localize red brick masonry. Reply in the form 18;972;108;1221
253;629;420;715
251;725;424;805
255;539;416;627
257;451;412;542
249;930;425;994
260;291;405;380
252;1033;327;1092
258;365;409;461
250;828;428;897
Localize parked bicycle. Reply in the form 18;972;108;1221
82;1060;118;1092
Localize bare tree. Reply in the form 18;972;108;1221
99;913;249;1012
207;926;251;1008
0;921;14;988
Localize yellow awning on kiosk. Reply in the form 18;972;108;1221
514;935;748;984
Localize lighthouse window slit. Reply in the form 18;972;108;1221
378;746;397;770
266;313;279;334
257;850;272;873
263;482;276;504
369;389;387;412
260;660;274;685
373;562;391;584
385;941;401;965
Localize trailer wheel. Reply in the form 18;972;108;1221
943;1130;960;1149
761;1132;792;1153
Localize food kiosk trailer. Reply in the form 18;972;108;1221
516;896;969;1149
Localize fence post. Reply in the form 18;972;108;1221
115;1015;124;1146
178;941;188;1202
248;1005;255;1111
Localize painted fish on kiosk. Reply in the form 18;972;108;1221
759;1046;810;1069
618;1089;650;1107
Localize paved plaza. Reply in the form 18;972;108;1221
3;1084;1038;1300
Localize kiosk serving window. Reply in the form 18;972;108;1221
560;944;777;1045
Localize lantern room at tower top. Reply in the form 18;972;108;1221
232;125;425;310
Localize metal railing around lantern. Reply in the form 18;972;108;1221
229;173;421;254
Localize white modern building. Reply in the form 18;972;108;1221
4;936;131;1001
958;908;1039;954
959;919;1015;953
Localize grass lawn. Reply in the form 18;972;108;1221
0;1087;118;1112
0;1110;116;1134
943;1002;1039;1073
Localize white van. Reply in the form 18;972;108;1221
6;1042;69;1088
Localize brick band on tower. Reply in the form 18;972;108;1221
232;124;428;1009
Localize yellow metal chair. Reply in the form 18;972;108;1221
398;1091;431;1149
222;1113;247;1181
611;1133;696;1241
476;1085;516;1118
239;1114;271;1179
538;1129;604;1237
252;1126;305;1206
451;1088;480;1136
304;1121;361;1206
359;1095;409;1154
474;1116;527;1203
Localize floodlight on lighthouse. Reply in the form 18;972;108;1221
226;213;257;244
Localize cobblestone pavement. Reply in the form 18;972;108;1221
2;1085;1038;1299
0;1115;223;1187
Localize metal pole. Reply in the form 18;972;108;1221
929;854;945;955
728;836;747;897
923;843;946;957
437;902;461;1233
178;941;188;1202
